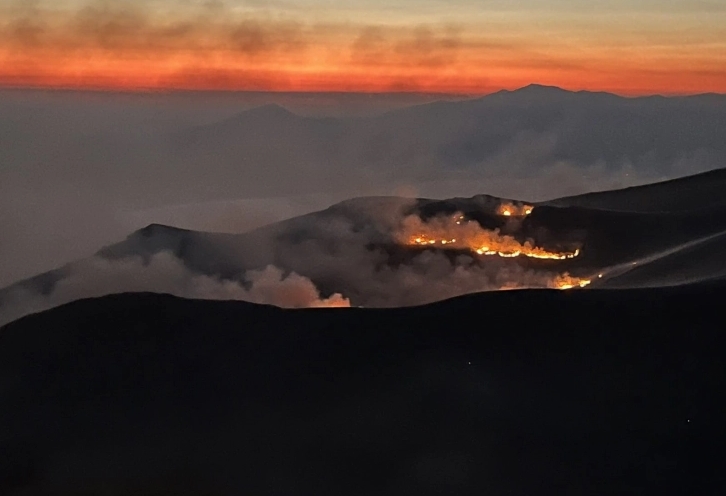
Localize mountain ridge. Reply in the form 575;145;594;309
3;168;726;326
1;285;724;494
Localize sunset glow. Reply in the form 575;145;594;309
1;1;725;95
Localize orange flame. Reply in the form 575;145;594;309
497;202;534;217
401;213;579;261
550;273;592;290
397;212;591;290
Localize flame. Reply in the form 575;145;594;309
396;212;591;291
551;274;592;290
497;202;534;217
400;213;580;261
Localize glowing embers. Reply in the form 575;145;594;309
413;237;456;246
551;274;592;290
497;202;534;217
473;246;580;260
398;211;589;291
404;214;581;261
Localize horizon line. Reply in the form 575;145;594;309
1;83;724;99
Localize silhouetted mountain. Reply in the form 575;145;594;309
3;86;726;494
4;169;726;325
160;86;726;199
1;287;724;494
4;86;726;288
547;167;726;212
495;83;607;102
598;230;726;288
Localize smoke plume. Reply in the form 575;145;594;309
0;252;349;326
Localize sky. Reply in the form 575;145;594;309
1;0;725;95
1;0;725;291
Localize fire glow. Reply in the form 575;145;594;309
404;213;580;261
497;202;534;217
398;211;592;290
551;274;592;290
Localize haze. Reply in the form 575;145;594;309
2;0;725;93
1;0;726;287
3;86;726;288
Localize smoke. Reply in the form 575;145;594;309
0;86;723;297
0;0;487;93
240;265;350;308
342;250;585;307
350;24;463;69
0;1;310;56
0;195;596;326
0;252;349;326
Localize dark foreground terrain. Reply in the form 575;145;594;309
2;285;725;495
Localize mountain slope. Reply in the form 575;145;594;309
4;169;726;325
547;167;726;212
164;86;726;199
1;287;724;495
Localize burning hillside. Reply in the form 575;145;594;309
396;209;592;290
497;202;534;217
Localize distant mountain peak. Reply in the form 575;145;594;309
244;103;295;117
521;83;567;91
512;84;573;95
194;103;300;133
483;84;623;103
136;223;191;237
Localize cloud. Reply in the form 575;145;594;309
0;2;463;62
350;24;464;69
0;2;504;92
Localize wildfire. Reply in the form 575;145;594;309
402;213;580;261
397;212;591;291
497;202;534;217
551;274;592;290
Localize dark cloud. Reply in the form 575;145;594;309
0;0;309;57
0;1;487;70
226;19;307;56
393;25;463;68
350;24;464;69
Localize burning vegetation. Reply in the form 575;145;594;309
399;212;580;261
496;202;534;217
550;273;592;290
396;208;592;290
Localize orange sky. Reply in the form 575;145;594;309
1;1;725;95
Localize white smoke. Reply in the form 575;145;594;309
0;251;349;326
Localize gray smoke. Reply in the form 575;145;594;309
0;196;586;326
1;87;724;310
0;253;349;326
